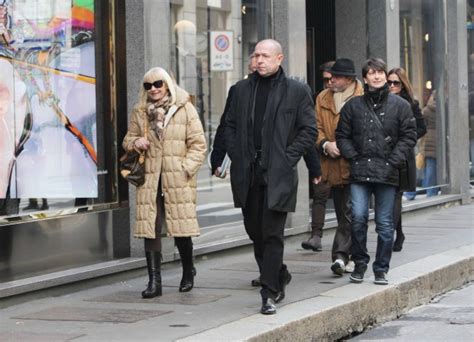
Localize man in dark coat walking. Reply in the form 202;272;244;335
211;54;257;176
226;39;317;314
335;58;416;286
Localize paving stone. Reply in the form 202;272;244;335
211;261;326;274
87;290;230;305
0;331;85;342
285;251;333;262
209;261;258;272
13;306;171;323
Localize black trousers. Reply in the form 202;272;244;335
242;174;288;299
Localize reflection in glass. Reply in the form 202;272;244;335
399;0;448;200
167;1;270;246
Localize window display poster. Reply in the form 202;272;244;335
210;31;233;71
0;0;97;198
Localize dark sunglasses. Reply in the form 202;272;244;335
387;80;401;87
323;77;332;82
143;80;164;90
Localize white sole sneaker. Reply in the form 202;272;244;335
345;260;355;273
331;259;345;276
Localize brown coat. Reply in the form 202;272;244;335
316;80;364;186
122;87;207;238
421;94;437;159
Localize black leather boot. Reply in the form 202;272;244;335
176;238;195;292
142;251;162;298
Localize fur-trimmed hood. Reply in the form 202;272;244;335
174;85;190;108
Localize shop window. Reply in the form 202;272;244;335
399;0;449;200
165;0;272;243
0;1;119;219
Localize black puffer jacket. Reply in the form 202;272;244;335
335;85;417;187
399;94;426;191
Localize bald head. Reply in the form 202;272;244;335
256;39;283;55
254;39;284;77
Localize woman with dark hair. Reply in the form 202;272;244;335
387;67;426;251
123;67;206;298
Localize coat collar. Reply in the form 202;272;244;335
319;79;364;114
164;105;178;128
248;67;286;85
164;86;189;128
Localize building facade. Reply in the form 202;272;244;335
0;0;471;295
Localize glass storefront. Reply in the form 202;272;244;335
166;0;272;247
0;0;119;219
399;0;449;200
0;0;125;282
467;0;474;185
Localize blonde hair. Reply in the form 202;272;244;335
136;67;177;110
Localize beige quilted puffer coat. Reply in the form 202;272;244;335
122;86;207;238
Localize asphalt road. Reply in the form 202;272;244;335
351;282;474;341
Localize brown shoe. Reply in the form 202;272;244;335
301;235;322;251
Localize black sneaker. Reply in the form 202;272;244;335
349;263;367;283
331;259;345;276
374;272;388;285
260;297;277;315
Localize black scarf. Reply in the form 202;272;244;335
364;83;389;111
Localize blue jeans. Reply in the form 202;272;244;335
351;182;397;273
404;157;439;200
422;157;439;197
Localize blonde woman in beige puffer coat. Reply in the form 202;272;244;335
123;67;206;298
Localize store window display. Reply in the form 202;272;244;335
0;0;116;218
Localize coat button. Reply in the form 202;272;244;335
368;159;371;162
370;119;373;123
366;177;370;181
368;139;372;142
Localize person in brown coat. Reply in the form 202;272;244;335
123;67;207;298
420;91;440;197
301;58;364;276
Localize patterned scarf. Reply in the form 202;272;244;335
146;94;172;140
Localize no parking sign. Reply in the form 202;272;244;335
210;31;233;71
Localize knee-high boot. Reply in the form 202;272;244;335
176;238;195;292
142;251;162;298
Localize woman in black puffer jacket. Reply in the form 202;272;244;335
387;68;426;252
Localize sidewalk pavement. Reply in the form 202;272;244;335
0;203;472;341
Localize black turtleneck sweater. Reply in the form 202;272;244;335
253;72;277;150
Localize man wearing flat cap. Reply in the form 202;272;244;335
301;58;363;277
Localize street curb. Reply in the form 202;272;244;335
178;244;474;342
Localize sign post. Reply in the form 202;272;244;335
210;31;233;71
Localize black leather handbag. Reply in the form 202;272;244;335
119;148;146;187
398;160;410;191
120;118;148;187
